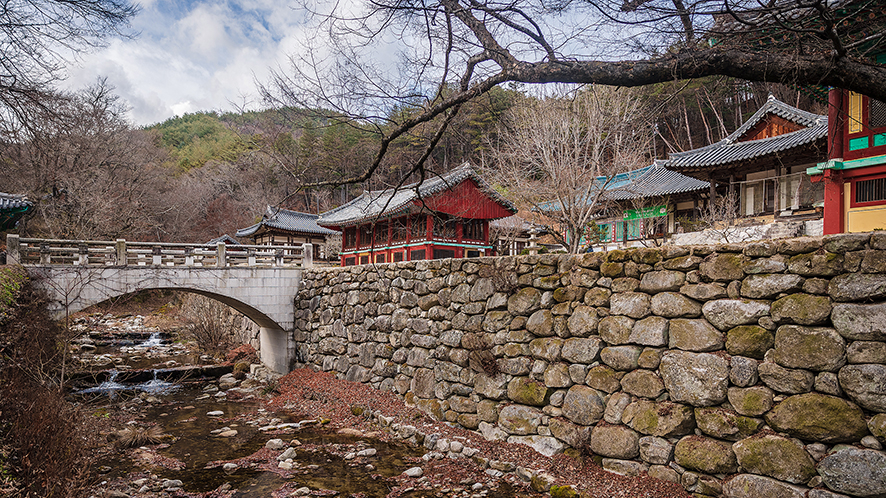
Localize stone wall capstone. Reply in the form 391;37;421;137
291;232;886;498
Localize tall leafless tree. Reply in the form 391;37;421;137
484;87;651;253
263;0;883;189
0;0;138;136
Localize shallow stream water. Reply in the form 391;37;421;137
74;318;432;497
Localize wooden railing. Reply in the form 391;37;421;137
5;235;312;268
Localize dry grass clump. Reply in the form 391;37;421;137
117;425;167;448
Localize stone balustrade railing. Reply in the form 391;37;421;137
5;234;312;268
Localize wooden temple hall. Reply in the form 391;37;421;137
317;164;517;266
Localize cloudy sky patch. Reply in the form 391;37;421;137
62;0;311;125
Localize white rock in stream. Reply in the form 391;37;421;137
404;467;423;477
206;410;224;417
356;448;377;457
265;439;285;450
277;448;298;460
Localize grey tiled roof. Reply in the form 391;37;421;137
317;163;517;227
665;96;827;170
603;163;711;200
0;192;31;211
206;234;241;245
236;207;339;237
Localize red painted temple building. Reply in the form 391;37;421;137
317;164;516;266
808;82;886;234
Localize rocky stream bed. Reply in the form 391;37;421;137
69;314;687;498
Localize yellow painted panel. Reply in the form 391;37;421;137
849;92;864;134
847;205;886;232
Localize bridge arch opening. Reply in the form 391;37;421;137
30;266;300;373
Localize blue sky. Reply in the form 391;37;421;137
62;0;312;125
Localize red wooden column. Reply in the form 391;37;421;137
822;169;844;235
425;214;433;260
822;88;845;235
456;221;464;258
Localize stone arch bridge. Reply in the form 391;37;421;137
6;235;311;373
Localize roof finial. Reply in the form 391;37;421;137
767;93;776;101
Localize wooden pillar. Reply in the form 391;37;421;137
822;169;844;235
828;88;844;160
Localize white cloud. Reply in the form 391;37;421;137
60;0;312;125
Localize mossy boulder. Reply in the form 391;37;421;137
638;270;685;293
548;485;580;498
674;435;738;474
726;325;774;359
526;309;554;337
765;393;869;443
590;424;641;459
620;369;665;399
694;407;764;441
560;337;603;364
650;292;702;318
632;247;663;265
770;325;846;372
702;299;770;331
769;293;832;325
828;273;886;302
585;365;622;393
507;377;552;406
831;301;886;340
839;364;886;412
787;252;844;277
659;351;729;407
507;287;542;315
600;262;624;278
584;287;611;307
740;274;804;299
498;404;544;435
621;400;695;437
610;292;651;319
699;253;748;282
566;305;598;337
598;315;635;345
669;318;724;352
732;433;816;484
562;385;606;426
727;386;774;417
869;413;886;441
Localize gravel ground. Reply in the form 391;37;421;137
266;368;691;498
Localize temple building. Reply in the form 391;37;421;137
236;206;340;261
664;96;827;222
808;84;886;234
317;164;516;266
0;193;32;231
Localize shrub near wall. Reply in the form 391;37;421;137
293;232;886;498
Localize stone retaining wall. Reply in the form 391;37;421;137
292;232;886;498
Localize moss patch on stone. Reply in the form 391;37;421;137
765;393;868;443
770;293;832;325
726;325;774;359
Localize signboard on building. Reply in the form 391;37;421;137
623;205;667;220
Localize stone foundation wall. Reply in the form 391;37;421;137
293;232;886;498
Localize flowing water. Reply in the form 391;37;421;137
76;322;432;497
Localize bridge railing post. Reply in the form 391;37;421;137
184;246;194;266
302;243;313;268
274;249;283;267
77;243;88;265
6;234;19;264
116;239;127;265
152;245;162;266
39;243;50;265
216;242;226;267
247;248;255;266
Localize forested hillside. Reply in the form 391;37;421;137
1;79;824;244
